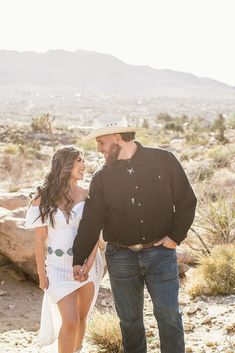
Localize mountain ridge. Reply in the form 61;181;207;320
0;49;233;95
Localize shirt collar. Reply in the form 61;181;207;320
112;141;144;170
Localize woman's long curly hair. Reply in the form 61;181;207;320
35;146;82;227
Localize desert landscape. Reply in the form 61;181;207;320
0;98;234;352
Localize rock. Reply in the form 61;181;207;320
201;315;212;324
196;301;207;311
177;248;196;266
0;254;10;266
225;322;235;333
185;347;193;352
0;208;37;281
0;207;11;218
146;329;154;337
100;300;107;307
0;290;8;296
0;191;30;210
184;323;195;331
206;341;217;347
7;266;27;281
187;306;198;314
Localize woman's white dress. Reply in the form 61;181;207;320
25;202;103;349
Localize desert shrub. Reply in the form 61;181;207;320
156;113;188;132
211;114;229;143
164;121;183;132
2;155;14;172
184;131;208;146
210;168;235;192
156;112;174;123
193;161;214;182
187;117;210;133
31;113;54;133
142;118;149;129
186;244;235;297
88;311;122;353
206;145;235;168
226;113;235;129
3;144;19;154
179;150;201;162
81;138;97;151
191;190;235;252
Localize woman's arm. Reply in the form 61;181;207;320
32;197;49;291
34;226;49;291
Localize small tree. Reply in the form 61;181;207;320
212;114;228;143
142;118;149;129
31;113;54;134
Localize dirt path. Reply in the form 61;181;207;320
0;264;234;353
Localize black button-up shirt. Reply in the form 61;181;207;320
73;142;197;265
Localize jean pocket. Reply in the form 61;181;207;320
160;244;176;251
105;242;118;256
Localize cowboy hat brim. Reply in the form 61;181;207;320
84;126;138;141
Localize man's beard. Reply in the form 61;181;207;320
105;143;121;164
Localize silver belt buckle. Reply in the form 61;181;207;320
128;244;143;252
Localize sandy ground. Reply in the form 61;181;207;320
0;263;234;353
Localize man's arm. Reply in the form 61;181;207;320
166;152;197;244
72;173;105;266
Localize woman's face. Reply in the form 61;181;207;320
70;155;85;181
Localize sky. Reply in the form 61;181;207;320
0;0;234;86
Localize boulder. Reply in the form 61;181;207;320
0;207;37;281
0;191;30;210
0;254;11;266
176;248;196;276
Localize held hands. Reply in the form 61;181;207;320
154;236;177;249
73;261;93;282
39;274;49;291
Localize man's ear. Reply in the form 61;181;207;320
115;133;123;143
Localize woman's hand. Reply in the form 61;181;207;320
83;258;94;276
38;273;49;291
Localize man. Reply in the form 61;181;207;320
73;113;197;353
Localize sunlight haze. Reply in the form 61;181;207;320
0;0;234;85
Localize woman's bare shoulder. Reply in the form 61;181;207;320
31;195;41;206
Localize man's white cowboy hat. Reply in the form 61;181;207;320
84;113;137;140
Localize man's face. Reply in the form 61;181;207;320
96;134;121;164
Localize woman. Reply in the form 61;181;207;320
25;146;103;353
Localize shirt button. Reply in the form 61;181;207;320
138;203;141;207
142;237;146;240
140;220;144;223
135;186;138;189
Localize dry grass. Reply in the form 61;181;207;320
195;192;235;246
87;311;122;353
206;144;235;168
0;153;48;192
186;244;235;297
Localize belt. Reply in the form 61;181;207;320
118;240;158;252
47;246;73;256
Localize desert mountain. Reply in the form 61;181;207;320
0;49;233;95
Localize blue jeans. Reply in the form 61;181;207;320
105;243;185;353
